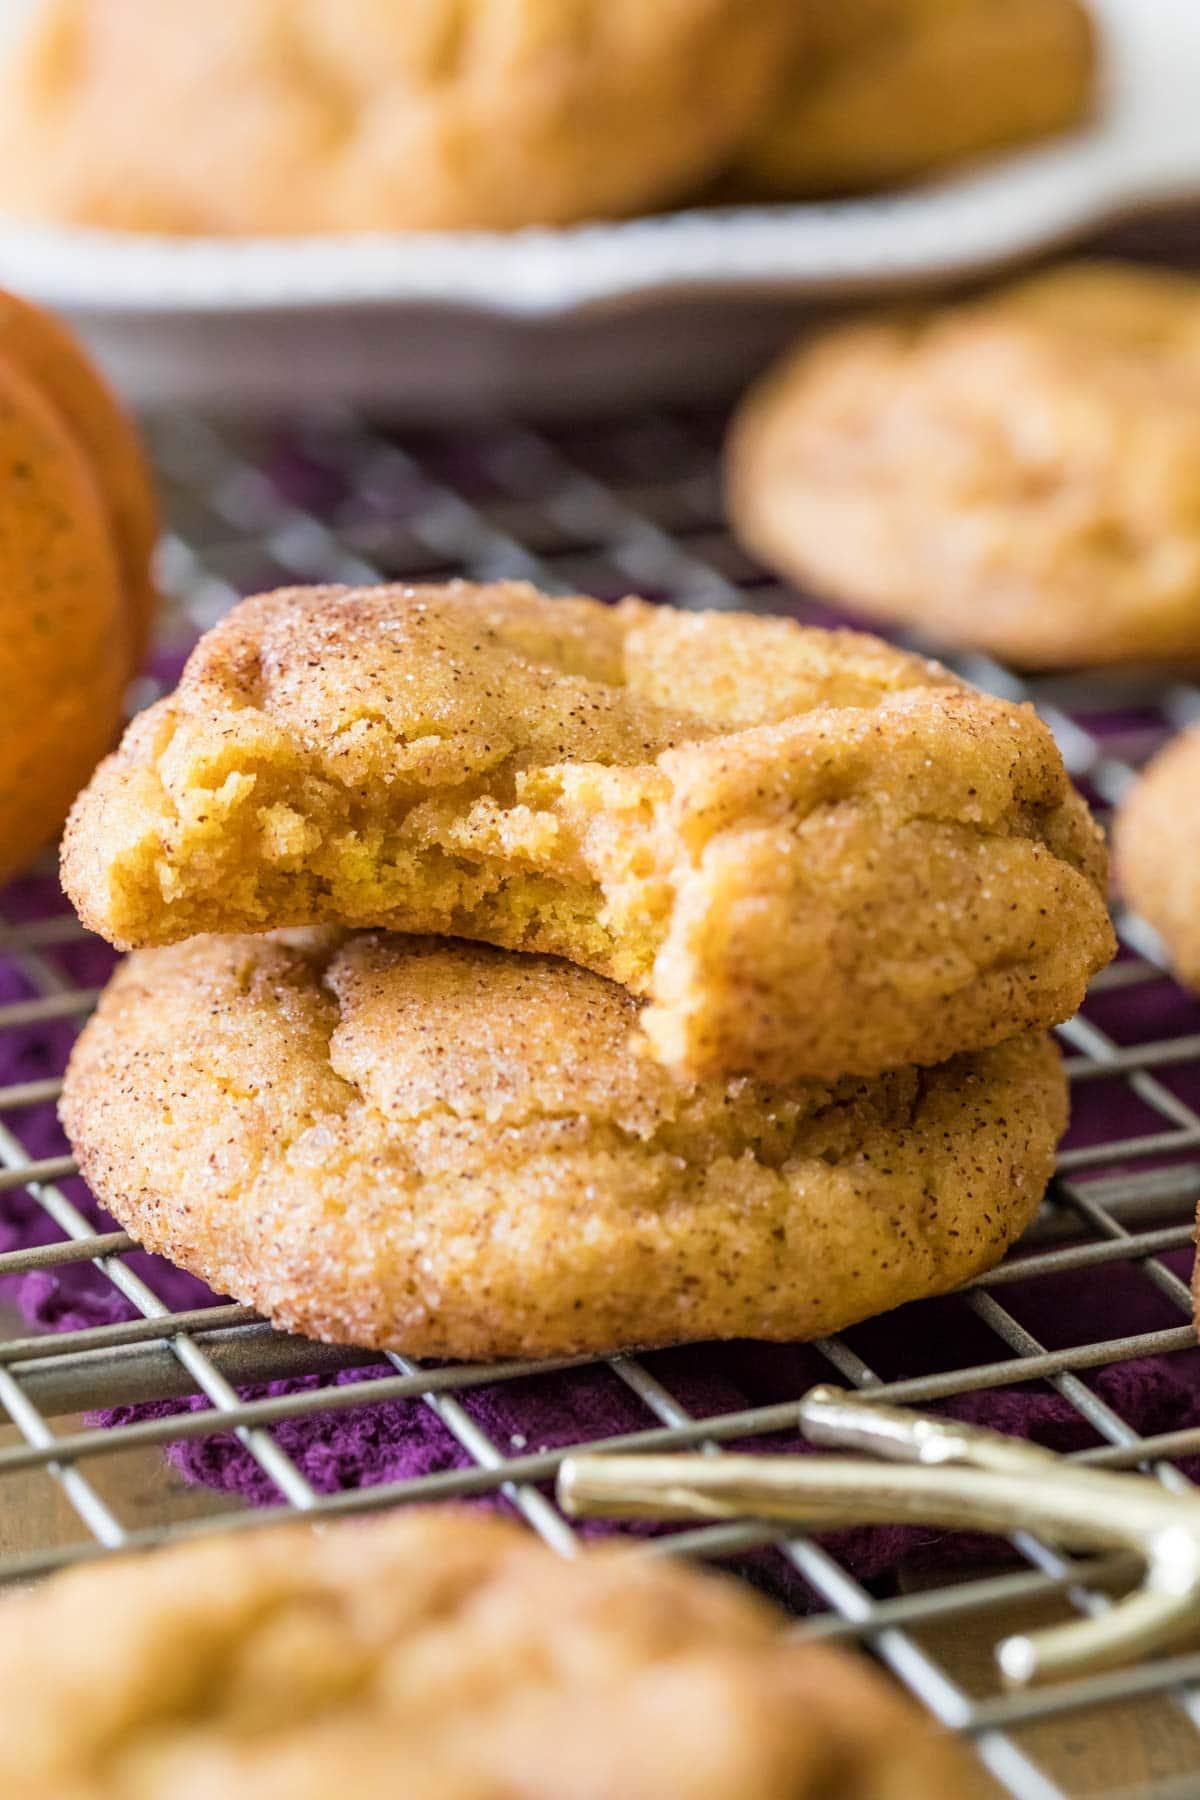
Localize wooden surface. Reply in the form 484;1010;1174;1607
903;1568;1200;1795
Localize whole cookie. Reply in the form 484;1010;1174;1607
1115;725;1200;988
729;263;1200;668
0;1511;973;1799
61;932;1066;1358
739;0;1095;196
0;0;791;234
62;581;1113;1084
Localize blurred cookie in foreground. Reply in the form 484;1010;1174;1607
0;288;156;887
740;0;1096;196
729;263;1200;668
1115;726;1200;988
0;0;793;234
60;931;1067;1359
0;1511;974;1799
62;581;1113;1084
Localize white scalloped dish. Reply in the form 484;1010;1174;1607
0;0;1196;414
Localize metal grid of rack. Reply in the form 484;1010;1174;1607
2;402;1200;1798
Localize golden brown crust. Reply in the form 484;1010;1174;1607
61;931;1066;1357
1115;725;1200;989
61;581;1113;1083
0;290;158;656
0;1511;974;1800
0;289;155;884
729;262;1200;669
0;358;127;885
0;0;792;234
739;0;1095;196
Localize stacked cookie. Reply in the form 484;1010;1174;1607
0;0;1096;235
60;581;1114;1357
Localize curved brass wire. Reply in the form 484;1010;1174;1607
557;1384;1200;1686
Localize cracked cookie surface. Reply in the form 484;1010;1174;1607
730;263;1200;668
61;932;1066;1357
0;1510;974;1799
0;0;792;234
62;580;1113;1082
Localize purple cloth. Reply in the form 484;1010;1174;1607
3;857;1200;1604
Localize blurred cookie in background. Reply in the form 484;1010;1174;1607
728;262;1200;668
739;0;1096;196
1116;726;1200;990
0;289;158;659
0;0;796;234
0;288;155;886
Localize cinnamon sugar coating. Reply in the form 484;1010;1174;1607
61;932;1066;1358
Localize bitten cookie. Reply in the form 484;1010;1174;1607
61;932;1067;1358
729;263;1200;668
0;0;792;234
0;1511;974;1799
739;0;1095;196
1115;725;1200;988
61;581;1113;1083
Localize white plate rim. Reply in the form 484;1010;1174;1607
0;0;1196;318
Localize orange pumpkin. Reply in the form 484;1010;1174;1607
0;292;157;885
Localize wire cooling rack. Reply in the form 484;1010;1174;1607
3;402;1200;1799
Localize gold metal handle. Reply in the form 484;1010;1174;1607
558;1385;1200;1686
